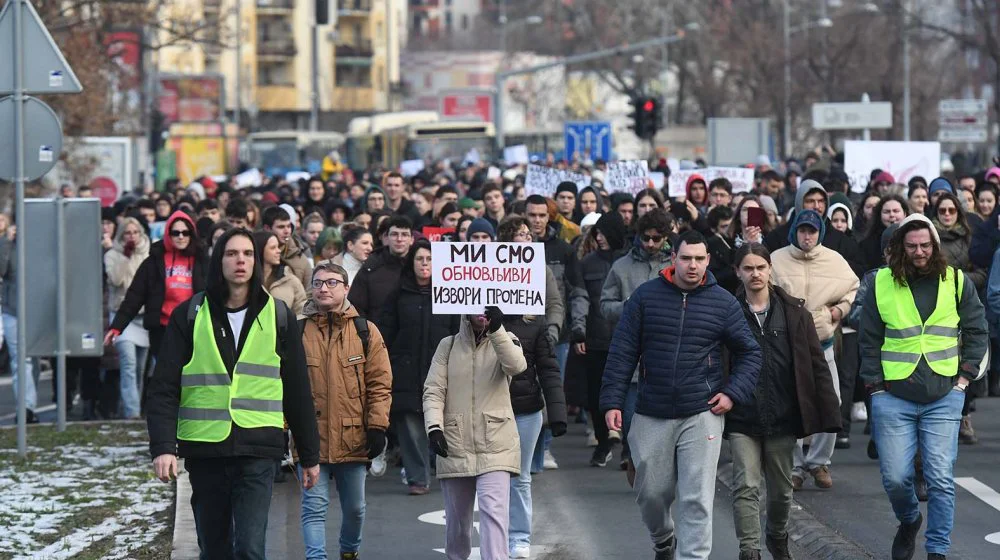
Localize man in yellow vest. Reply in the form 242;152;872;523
146;228;321;560
859;214;987;560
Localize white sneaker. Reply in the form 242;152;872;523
543;450;559;470
851;402;868;422
608;429;622;442
511;544;531;558
400;467;408;485
586;429;598;447
368;441;388;477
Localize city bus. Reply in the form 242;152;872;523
245;131;345;177
345;111;439;170
504;129;565;161
380;121;496;170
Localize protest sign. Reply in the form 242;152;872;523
422;227;455;242
525;164;591;197
667;169;704;198
431;242;546;315
235;168;263;189
400;159;425;177
667;167;755;198
487;166;502;181
503;145;530;165
286;171;310;183
649;172;665;191
844;141;941;194
606;160;650;194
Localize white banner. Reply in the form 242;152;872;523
431;242;547;315
666;167;754;198
525;164;591;198
235;168;263;189
844;141;941;194
606;160;650;194
503;145;530;165
400;159;425;177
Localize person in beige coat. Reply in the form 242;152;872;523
771;210;858;491
423;306;527;560
254;231;307;316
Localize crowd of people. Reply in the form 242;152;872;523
3;152;1000;560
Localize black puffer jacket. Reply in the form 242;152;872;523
110;240;208;332
348;246;405;326
570;249;623;351
379;275;460;414
503;316;567;426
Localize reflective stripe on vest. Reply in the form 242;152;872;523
177;296;284;442
874;267;962;381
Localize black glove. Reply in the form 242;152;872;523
550;421;568;438
485;306;504;333
366;429;386;460
429;429;449;457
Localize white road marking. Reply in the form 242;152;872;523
955;477;1000;545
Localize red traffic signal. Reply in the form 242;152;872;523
643;100;655;112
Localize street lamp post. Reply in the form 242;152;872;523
902;0;911;140
783;0;791;159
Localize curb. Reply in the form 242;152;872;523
716;459;873;560
171;459;200;560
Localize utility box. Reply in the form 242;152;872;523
707;118;774;167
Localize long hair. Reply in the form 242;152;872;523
252;230;280;285
732;242;772;296
729;195;770;240
931;192;971;243
864;194;909;243
402;238;432;283
207;228;265;311
886;221;948;285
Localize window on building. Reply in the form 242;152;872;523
336;65;372;88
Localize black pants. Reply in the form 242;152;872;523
186;456;278;560
586;350;611;449
836;331;859;435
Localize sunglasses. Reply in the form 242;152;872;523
169;230;192;238
312;278;346;290
938;207;958;216
641;234;664;243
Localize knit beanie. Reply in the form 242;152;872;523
466;218;496;241
928;177;954;197
893;213;941;247
556;181;578;197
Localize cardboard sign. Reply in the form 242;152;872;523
667;167;755;198
400;159;425;177
606;160;650;194
422;226;456;242
503;145;530;165
525;164;591;197
844;140;941;194
431;242;547;315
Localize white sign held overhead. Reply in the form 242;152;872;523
811;102;893;130
431;242;547;316
843;141;941;194
0;0;83;94
524;164;591;198
605;160;650;194
503;145;529;165
666;167;755;198
400;159;425;177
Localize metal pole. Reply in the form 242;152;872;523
902;0;911;141
234;0;242;129
862;92;872;141
495;77;505;152
661;0;672;126
499;0;507;61
55;197;66;432
13;0;28;456
310;22;319;132
783;0;791;159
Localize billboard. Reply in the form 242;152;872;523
440;89;493;122
157;74;225;125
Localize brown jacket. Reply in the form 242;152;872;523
296;298;393;464
265;265;307;317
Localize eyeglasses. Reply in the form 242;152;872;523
938;207;958;216
169;230;192;238
312;278;345;290
641;234;664;243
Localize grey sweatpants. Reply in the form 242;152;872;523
793;346;841;474
631;410;725;560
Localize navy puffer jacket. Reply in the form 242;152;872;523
600;268;762;419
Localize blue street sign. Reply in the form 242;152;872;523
564;121;612;162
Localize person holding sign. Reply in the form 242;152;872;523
422;307;528;560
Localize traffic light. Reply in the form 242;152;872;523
316;0;329;25
629;96;661;140
149;110;165;155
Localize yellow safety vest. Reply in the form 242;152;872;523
875;267;962;381
177;295;284;442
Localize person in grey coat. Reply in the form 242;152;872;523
599;208;674;472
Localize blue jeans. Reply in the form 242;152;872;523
510;411;543;551
530;342;569;472
3;312;36;411
299;462;367;558
186;456;278;560
115;339;148;418
392;411;430;487
872;389;963;555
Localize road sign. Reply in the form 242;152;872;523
0;0;83;94
440;89;493;122
564;121;612;162
0;95;63;181
938;98;989;143
812;102;893;130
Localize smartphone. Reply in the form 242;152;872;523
746;206;765;228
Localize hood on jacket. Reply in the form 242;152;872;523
302;296;354;321
788;209;827;249
595;211;628;252
685;174;707;205
895;213;941;247
113;216;151;255
826;202;854;232
575;187;605;220
794;179;827;213
163;210;197;253
986;167;1000;183
362;185;388;212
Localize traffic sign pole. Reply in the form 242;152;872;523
13;0;28;457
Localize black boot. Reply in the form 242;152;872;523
739;550;761;560
927;554;946;560
82;400;97;421
867;438;879;460
766;533;794;560
653;536;675;560
891;512;922;560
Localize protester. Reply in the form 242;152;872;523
300;213;326;256
314;227;343;261
347;216;413;323
253;231;308;316
928;177;954;208
975;183;997;222
729;242;841;560
103;217;151;419
380;239;460;495
859;214;987;560
262;206;313;288
908;181;929;215
859;194;909;272
423;306;527;560
145;228;321;559
334;225;374;285
298;260;392;560
555;182;578;223
0;218;38;423
634;189;665;218
771;210;859;489
706;205;737;293
601;230;761;560
730;196;769;248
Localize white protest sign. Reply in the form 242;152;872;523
487;166;501;181
649;172;665;191
525;164;591;197
666;167;755;198
286;171;310;182
503;145;530;165
400;159;425;177
606;160;650;194
667;169;704;198
844;141;941;194
235;168;263;189
431;242;546;315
